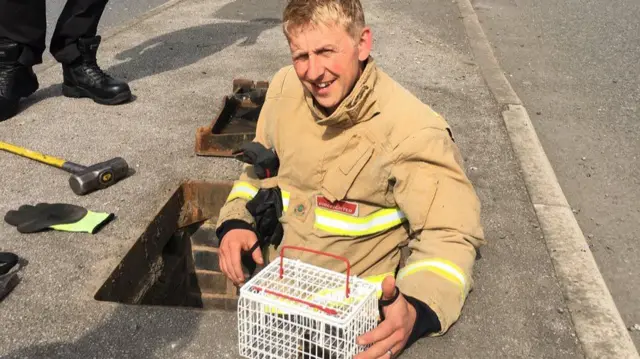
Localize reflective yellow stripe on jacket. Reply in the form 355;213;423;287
227;184;290;212
234;187;404;237
314;207;406;236
398;259;468;301
281;190;290;212
226;181;258;202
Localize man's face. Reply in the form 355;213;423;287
287;22;372;113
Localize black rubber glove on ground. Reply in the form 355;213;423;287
4;203;113;234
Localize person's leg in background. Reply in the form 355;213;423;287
0;0;43;121
51;0;132;105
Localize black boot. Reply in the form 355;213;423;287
62;36;131;105
0;40;39;121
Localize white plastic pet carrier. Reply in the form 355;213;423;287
237;245;379;359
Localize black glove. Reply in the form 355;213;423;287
232;142;279;179
0;252;18;276
232;140;283;252
0;252;20;301
246;187;284;249
4;203;114;234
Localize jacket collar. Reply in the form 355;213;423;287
304;57;380;128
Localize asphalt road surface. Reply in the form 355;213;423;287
472;0;640;347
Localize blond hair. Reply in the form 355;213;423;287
282;0;366;39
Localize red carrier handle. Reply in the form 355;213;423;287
279;245;352;299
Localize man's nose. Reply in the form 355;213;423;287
307;55;324;81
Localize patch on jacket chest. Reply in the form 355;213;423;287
316;195;359;216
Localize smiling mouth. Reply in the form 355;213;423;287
312;80;335;92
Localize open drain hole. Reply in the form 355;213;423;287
94;180;258;310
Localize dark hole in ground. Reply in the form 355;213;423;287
94;180;254;311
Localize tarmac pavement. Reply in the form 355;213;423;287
1;0;584;357
471;0;640;352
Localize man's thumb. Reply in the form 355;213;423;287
251;244;264;265
381;275;397;300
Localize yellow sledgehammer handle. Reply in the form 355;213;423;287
0;141;66;168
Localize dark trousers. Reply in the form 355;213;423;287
0;0;108;66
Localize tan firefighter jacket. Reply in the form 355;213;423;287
216;58;486;334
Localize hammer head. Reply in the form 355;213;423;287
69;157;129;195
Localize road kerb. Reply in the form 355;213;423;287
504;105;639;358
456;0;640;358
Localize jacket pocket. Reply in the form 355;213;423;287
396;175;439;234
321;135;374;202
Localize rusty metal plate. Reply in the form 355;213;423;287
195;79;269;157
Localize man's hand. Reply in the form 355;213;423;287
354;276;417;359
218;229;263;286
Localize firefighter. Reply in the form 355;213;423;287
0;0;131;121
215;0;486;357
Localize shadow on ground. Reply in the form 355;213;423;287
2;304;205;359
107;0;286;82
212;0;287;21
18;84;63;113
109;18;280;83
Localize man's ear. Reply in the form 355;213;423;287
357;26;372;61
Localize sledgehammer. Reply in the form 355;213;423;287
0;141;129;195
